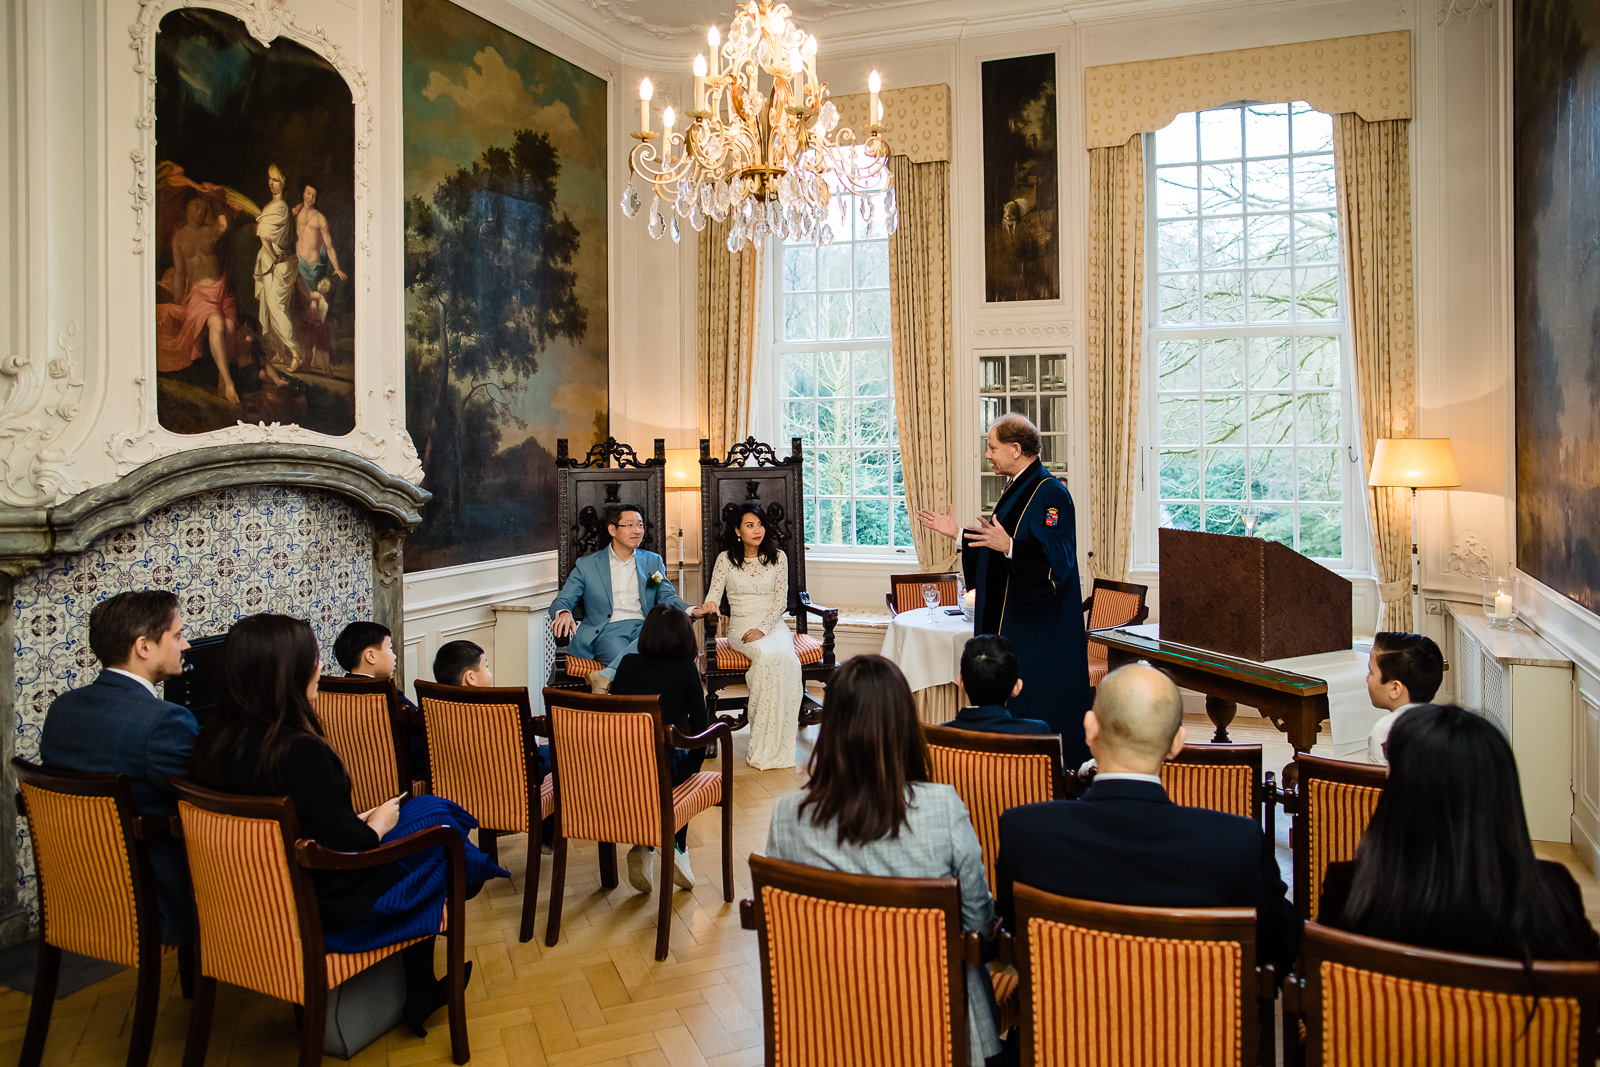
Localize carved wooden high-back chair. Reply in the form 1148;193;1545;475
549;437;669;689
698;437;838;727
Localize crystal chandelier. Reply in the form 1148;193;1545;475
621;1;898;252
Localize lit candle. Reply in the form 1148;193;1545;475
964;589;976;606
639;77;653;134
707;26;720;77
868;70;882;128
1494;591;1513;619
662;106;675;160
693;54;707;112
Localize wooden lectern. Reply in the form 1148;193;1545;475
1159;528;1351;660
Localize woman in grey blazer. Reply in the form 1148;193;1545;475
765;655;1001;1065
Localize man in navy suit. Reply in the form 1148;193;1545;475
549;503;715;693
40;590;197;944
995;662;1301;975
942;634;1051;736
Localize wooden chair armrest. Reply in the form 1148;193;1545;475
885;591;898;615
1279;970;1303;1012
996;929;1015;969
132;815;171;842
1256;962;1278;999
1131;605;1150;625
796;593;838;624
669;721;733;751
296;824;466;871
530;714;551;740
739;899;756;930
964;917;1004;966
1082;595;1094;613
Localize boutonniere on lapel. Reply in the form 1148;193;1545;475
1044;507;1060;528
647;570;665;588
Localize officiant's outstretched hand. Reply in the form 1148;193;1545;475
916;507;960;540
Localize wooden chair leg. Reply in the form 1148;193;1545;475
446;899;469;1065
177;944;195;999
521;822;541;944
181;975;218;1067
126;950;162;1067
721;796;734;903
479;829;499;866
544;834;569;947
298;983;327;1067
654;846;675;962
598;842;618;890
19;940;61;1067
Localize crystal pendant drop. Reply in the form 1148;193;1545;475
621;184;642;219
726;225;744;253
690;199;706;231
885;207;899;234
884;186;897;216
700;183;715;218
714;179;733;216
860;196;874;229
647;198;666;240
670;216;681;243
818;222;834;246
817;101;838;134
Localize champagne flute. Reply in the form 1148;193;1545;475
922;583;940;612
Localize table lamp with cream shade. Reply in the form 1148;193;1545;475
1367;438;1461;625
663;448;699;589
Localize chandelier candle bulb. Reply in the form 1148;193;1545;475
662;106;675;160
639;77;653;134
868;70;881;129
693;55;707;114
708;26;720;77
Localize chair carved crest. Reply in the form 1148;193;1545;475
555;436;667;586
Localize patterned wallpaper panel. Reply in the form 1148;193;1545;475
11;484;374;923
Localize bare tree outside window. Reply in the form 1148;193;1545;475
1148;102;1353;563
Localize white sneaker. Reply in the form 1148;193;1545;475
627;845;654;893
671;846;695;889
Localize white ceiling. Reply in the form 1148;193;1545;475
572;0;969;41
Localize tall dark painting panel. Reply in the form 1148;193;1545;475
402;0;609;571
154;10;357;435
982;53;1059;303
1515;0;1600;614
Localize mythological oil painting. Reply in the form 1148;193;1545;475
403;0;610;571
154;9;357;436
982;53;1060;303
1515;0;1600;614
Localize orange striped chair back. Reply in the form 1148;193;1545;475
18;781;141;968
890;572;961;614
313;678;403;813
1302;922;1600;1067
1161;744;1262;821
922;725;1064;895
1084;580;1149;686
747;854;967;1067
1294;755;1386;921
177;799;311;1004
1014;885;1258;1067
546;695;664;848
417;685;533;833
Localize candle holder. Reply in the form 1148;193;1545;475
1481;576;1519;632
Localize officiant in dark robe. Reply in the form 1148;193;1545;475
917;414;1092;765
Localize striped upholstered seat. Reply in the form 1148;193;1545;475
543;690;734;961
13;759;190;1067
1161;743;1275;840
886;572;962;615
1013;884;1272;1067
1292;755;1386;922
564;654;604;678
414;681;550;943
313;675;409;813
172;780;471;1066
922;724;1065;894
1083;579;1149;687
1298;922;1600;1067
743;854;981;1066
714;632;825;670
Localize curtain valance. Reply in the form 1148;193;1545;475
831;83;950;164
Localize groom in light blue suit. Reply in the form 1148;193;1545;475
549;503;716;691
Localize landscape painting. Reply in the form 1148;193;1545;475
154;9;356;435
982;53;1059;303
1514;0;1600;615
403;0;609;571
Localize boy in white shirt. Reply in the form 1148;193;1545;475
1365;631;1445;765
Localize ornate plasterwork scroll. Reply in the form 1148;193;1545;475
0;320;91;507
1084;31;1412;150
972;321;1074;343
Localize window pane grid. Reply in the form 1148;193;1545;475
776;176;903;549
1150;103;1349;562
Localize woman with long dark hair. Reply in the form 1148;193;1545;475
764;655;1000;1063
191;614;506;1036
699;503;803;769
1320;703;1599;961
610;604;711;892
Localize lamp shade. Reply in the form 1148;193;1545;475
663;448;699;489
1367;438;1461;489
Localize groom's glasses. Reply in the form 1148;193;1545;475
614;522;644;530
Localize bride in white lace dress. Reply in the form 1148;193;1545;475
701;505;803;770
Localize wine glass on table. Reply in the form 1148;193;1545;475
922;583;941;613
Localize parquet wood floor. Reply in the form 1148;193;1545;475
5;710;1595;1066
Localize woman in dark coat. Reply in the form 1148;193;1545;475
191;613;506;1036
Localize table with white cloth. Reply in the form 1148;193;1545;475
880;607;975;725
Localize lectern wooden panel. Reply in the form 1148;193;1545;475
1159;528;1351;661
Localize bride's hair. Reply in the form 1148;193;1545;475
722;503;781;570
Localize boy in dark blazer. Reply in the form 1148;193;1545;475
942;634;1051;736
995;662;1301;975
40;590;197;944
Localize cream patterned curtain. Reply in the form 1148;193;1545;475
697;219;761;458
888;155;958;571
1334;114;1415;631
1084;137;1145;582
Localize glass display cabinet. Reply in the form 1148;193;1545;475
978;352;1069;512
